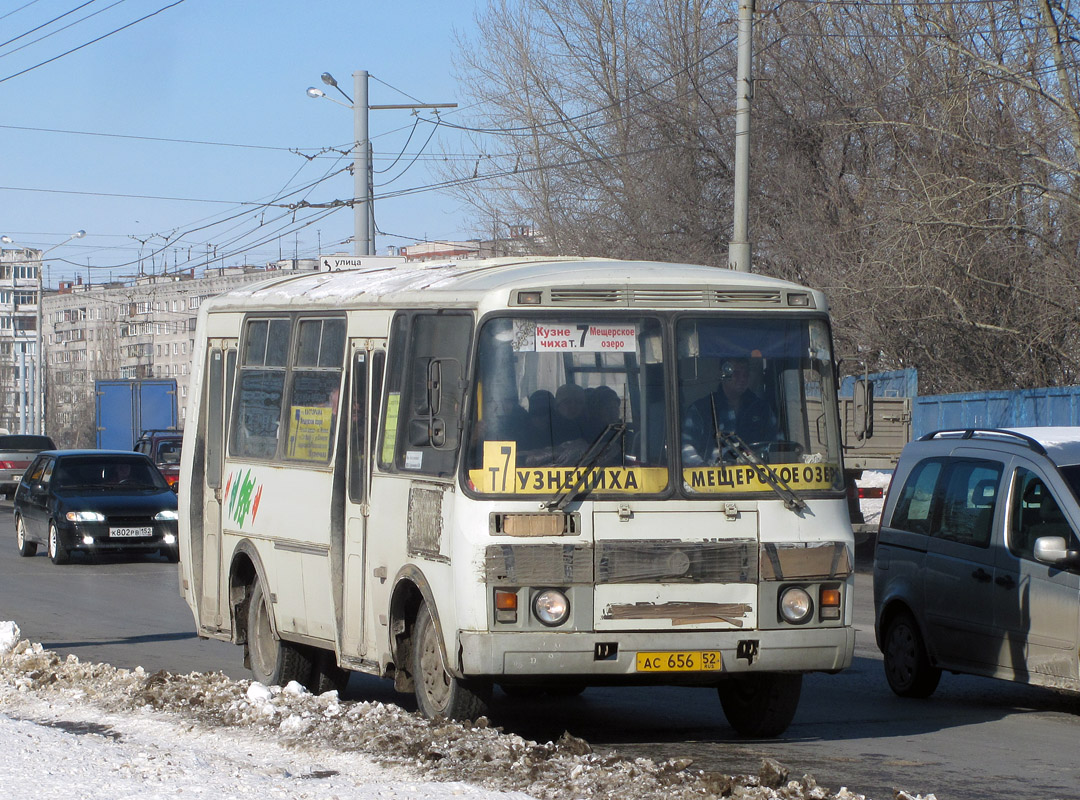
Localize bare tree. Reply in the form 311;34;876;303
454;0;1080;392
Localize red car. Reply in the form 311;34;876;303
134;430;183;490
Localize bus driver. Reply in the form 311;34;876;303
681;357;776;465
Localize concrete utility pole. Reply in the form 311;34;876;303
353;71;371;257
310;71;456;257
728;0;754;272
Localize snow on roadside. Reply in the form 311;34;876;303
855;470;893;526
0;622;934;800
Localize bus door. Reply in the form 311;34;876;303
341;340;385;659
199;339;236;630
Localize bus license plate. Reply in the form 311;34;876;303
110;526;152;538
636;650;722;672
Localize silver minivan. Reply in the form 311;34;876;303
874;428;1080;697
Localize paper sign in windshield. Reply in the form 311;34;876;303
513;321;637;353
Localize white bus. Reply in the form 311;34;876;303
178;257;854;737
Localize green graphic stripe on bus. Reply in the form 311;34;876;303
225;469;264;528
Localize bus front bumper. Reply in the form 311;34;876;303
458;626;855;679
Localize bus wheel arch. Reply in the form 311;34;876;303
227;541;264;649
388;566;491;720
388;566;436;693
227;541;314;687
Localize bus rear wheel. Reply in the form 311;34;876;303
246;580;313;688
412;602;490;720
717;672;802;738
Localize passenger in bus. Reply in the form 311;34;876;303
553;383;588;444
585;385;622;440
682;358;776;465
517;390;557;465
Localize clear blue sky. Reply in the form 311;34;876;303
0;0;485;286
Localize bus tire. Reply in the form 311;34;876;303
310;649;350;696
246;580;313;688
882;610;941;698
412;602;490;720
717;672;802;738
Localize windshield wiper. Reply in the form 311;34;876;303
709;403;806;513
545;422;628;511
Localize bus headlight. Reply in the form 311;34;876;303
532;589;570;627
779;586;814;624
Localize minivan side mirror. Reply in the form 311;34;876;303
1033;536;1080;569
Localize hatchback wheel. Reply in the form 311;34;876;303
882;610;941;698
47;524;70;565
16;516;36;557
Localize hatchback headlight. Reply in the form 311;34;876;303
66;511;105;522
779;586;814;624
154;509;178;521
532;589;570;627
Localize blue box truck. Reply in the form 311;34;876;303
95;379;178;450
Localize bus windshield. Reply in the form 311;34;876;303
676;316;843;495
464;314;843;499
466;316;669;497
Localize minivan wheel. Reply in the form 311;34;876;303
882;610;941;698
16;516;36;557
47;524;69;565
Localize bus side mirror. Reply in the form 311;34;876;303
853;379;874;441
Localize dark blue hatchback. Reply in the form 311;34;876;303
13;450;178;564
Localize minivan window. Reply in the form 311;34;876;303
1009;468;1080;560
889;456;1002;546
936;460;1000;548
890;458;943;534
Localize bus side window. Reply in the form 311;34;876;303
383;312;472;478
232;318;291;460
284;318;346;463
348;351;368;502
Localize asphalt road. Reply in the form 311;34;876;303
2;501;1078;800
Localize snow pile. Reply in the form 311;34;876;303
856;471;892;526
0;624;936;800
0;621;18;656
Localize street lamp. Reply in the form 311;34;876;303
307;71;371;256
306;70;456;257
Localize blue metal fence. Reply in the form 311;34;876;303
913;386;1080;439
840;367;1080;440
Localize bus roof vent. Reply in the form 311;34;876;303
711;289;784;306
548;288;627;305
542;287;788;307
631;288;710;306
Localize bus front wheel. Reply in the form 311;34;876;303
246;580;313;688
717;672;802;738
411;602;490;720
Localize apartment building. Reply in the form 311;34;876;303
42;264;300;448
0;245;44;435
